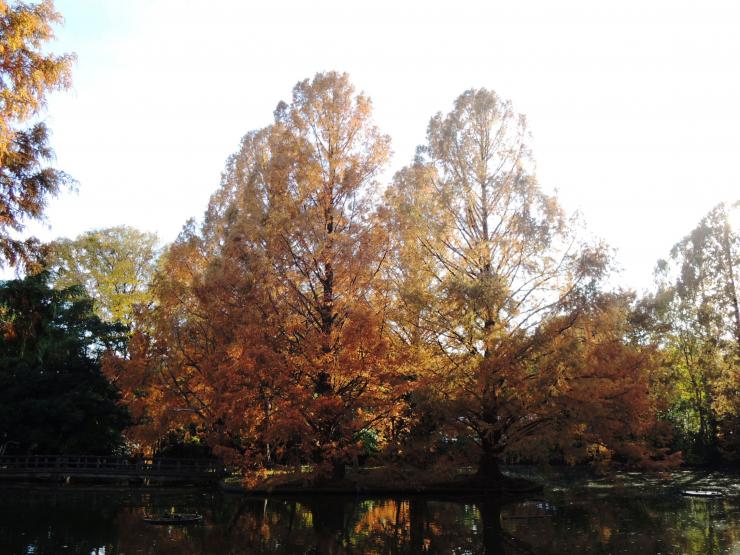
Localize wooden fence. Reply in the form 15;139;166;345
0;455;225;481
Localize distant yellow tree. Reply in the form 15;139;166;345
46;226;159;327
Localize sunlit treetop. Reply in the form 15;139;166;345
0;0;72;153
0;0;74;269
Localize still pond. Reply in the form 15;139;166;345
1;470;739;554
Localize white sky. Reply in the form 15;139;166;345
20;0;740;292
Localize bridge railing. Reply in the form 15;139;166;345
0;455;225;477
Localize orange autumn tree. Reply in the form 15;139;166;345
108;73;405;477
502;292;678;469
107;77;673;480
105;224;288;463
0;0;74;269
384;88;671;479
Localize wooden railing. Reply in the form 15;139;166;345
0;455;225;480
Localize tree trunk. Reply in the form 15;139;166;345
478;501;505;554
477;440;505;481
331;458;346;480
409;499;428;552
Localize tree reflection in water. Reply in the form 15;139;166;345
1;487;739;554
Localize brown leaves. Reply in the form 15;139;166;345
0;1;74;269
108;75;677;476
106;73;402;477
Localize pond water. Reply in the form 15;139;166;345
1;471;739;554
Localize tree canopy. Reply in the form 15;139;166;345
103;74;680;479
0;272;129;455
108;73;405;477
46;226;159;327
1;68;731;475
0;0;74;270
383;88;672;476
643;201;739;463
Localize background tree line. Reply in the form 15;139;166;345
0;1;735;474
19;72;736;478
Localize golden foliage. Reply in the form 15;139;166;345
0;0;74;269
107;75;677;475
